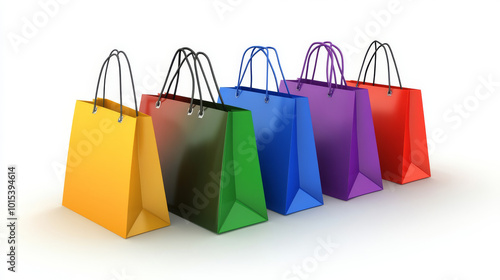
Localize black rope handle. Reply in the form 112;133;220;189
93;50;139;122
363;42;402;90
102;49;119;105
100;50;139;116
156;48;197;113
156;48;227;117
355;41;402;95
164;51;227;112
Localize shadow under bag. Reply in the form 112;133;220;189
346;41;431;184
140;48;268;233
220;46;323;214
63;50;170;238
280;42;383;200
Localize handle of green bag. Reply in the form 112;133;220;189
165;50;227;113
93;50;139;122
156;48;227;117
156;48;198;115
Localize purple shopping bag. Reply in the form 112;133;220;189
279;42;383;200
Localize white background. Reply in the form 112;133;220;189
1;0;500;279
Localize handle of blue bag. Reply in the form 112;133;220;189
235;46;290;102
93;50;139;122
164;50;227;113
355;41;402;95
236;46;279;100
297;42;346;96
246;47;280;91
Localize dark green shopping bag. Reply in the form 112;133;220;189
140;48;268;233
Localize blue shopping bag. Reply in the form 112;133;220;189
219;46;323;215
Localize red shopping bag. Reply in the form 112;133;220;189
346;41;430;184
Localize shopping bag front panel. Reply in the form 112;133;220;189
63;100;137;238
140;94;228;232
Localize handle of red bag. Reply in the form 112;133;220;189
355;41;402;95
364;42;402;90
93;50;139;122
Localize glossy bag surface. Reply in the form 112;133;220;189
140;49;267;233
281;42;383;200
220;46;323;214
346;41;430;184
63;51;170;238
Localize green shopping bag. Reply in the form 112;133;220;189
140;48;268;233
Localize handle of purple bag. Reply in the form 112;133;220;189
298;42;334;90
321;41;346;85
305;43;336;87
93;50;139;122
355;41;402;95
235;46;290;102
307;42;346;86
297;42;346;96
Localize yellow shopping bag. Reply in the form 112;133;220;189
62;50;170;238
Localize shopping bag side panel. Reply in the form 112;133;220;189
136;114;171;222
126;130;143;237
218;109;268;233
402;89;431;183
293;97;323;205
125;115;171;237
354;89;384;188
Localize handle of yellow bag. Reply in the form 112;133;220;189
355;41;402;96
93;50;139;122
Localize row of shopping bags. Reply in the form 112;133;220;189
62;41;431;238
